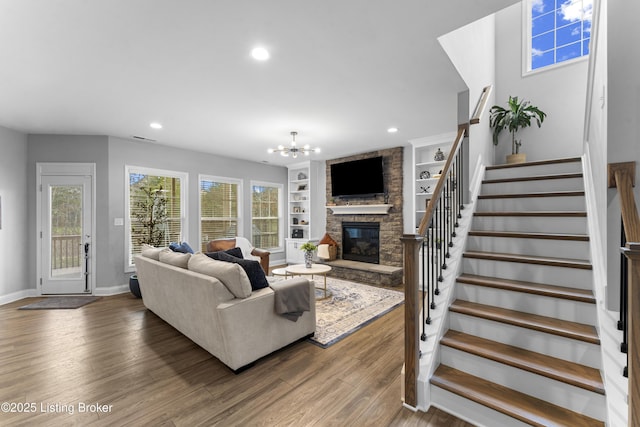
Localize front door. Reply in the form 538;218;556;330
40;174;93;294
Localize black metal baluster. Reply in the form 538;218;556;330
421;240;427;341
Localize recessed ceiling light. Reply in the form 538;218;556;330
251;47;270;61
150;122;163;129
387;127;399;133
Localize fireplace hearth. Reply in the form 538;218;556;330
342;222;380;264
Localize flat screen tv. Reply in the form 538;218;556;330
331;156;384;198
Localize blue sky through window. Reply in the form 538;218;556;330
530;0;592;70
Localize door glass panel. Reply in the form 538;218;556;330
50;185;83;279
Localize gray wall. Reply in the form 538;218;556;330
494;3;588;163
0;126;29;299
21;134;287;295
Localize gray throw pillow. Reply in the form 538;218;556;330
216;252;269;290
188;253;252;299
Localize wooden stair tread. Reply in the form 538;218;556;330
463;250;592;270
457;273;595;303
474;210;587;217
478;190;585;199
449;300;600;344
483;172;583;184
441;330;604;394
468;230;589;241
431;365;605;427
485;157;582;171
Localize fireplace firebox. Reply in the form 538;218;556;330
342;222;380;264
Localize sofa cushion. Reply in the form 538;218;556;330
158;249;191;268
204;247;244;261
216;252;269;291
188;253;252;298
169;241;195;254
141;244;165;260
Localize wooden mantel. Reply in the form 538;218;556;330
325;204;392;215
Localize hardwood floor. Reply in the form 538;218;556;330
0;294;473;426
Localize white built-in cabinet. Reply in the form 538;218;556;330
285;161;326;264
411;132;456;231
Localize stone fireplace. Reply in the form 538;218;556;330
324;147;404;287
342;222;380;264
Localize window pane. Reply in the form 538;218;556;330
583;38;590;55
252;184;280;250
556;41;581;63
532;12;555;37
129;173;182;264
532;50;555;70
533;31;554;53
531;0;555;18
200;178;239;251
50;185;82;278
556;22;581;47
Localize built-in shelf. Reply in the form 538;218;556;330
325;204;392;215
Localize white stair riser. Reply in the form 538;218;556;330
466;235;590;259
472;216;588;234
476;196;585;212
440;347;606;421
449;313;602;368
430;386;532;427
481;177;584;194
455;283;597;324
461;258;593;289
485;162;582;180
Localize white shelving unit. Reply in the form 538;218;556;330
410;132;456;231
285;161;325;264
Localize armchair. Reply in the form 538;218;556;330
206;237;270;273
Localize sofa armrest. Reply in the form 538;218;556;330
251;247;270;273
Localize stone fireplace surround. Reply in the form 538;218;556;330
324;147;403;287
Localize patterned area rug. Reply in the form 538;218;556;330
270;276;404;348
18;296;101;310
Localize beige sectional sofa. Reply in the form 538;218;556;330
134;249;316;372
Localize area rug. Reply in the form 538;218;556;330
18;296;101;310
270;276;404;348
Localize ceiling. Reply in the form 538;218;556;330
0;0;518;166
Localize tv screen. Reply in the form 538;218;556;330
331;156;384;198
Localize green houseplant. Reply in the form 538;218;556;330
489;96;546;164
300;242;317;268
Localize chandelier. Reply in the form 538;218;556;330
267;131;320;158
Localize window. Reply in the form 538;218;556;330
251;182;283;250
199;175;242;251
526;0;592;72
125;166;188;269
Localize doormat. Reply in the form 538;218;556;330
269;276;404;348
18;296;101;310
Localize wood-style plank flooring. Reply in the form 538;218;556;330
0;294;473;426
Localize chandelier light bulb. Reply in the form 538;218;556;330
267;130;319;159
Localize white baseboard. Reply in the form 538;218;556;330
0;289;38;306
94;284;129;296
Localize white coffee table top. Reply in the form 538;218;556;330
285;263;331;275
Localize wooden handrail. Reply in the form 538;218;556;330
417;126;466;236
609;162;640;242
610;161;640;425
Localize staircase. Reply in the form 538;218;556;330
429;158;606;427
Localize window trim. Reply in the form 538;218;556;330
522;0;590;77
125;165;189;272
250;180;284;252
198;174;243;250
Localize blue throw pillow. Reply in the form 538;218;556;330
216;252;269;290
169;241;194;254
204;247;244;260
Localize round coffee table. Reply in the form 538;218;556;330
285;263;332;300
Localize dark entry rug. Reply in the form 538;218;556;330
18;296;101;310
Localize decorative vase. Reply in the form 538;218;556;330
129;274;142;298
304;251;313;268
506;153;526;164
434;148;445;161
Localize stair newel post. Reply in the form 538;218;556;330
401;234;424;410
622;243;640;423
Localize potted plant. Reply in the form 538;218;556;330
129;185;168;298
300;242;317;268
489;96;546;164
